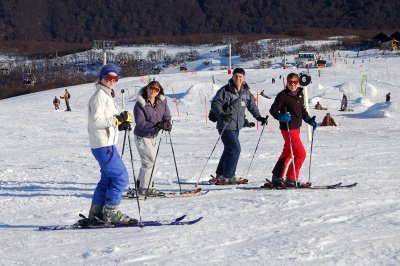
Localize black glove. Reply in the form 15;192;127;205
256;115;269;126
116;111;132;124
116;111;132;131
243;119;255;128
156;121;172;132
220;113;233;123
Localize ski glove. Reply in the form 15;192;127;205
116;111;132;124
256;115;269;126
277;112;291;123
304;115;318;130
220;113;233;123
116;111;132;131
156;120;172;132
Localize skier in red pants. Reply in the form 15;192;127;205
266;73;317;188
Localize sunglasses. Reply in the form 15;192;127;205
105;75;119;82
287;79;299;85
148;86;160;92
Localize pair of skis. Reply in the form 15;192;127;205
123;187;208;199
237;182;358;190
39;181;357;231
39;214;202;231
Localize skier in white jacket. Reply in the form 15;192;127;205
87;65;137;225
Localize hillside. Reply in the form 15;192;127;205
1;0;399;42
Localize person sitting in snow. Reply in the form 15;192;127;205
319;113;337;126
260;90;271;99
243;115;255;128
314;101;327;110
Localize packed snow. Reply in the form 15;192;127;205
0;47;399;266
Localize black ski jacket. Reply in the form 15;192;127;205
270;87;309;130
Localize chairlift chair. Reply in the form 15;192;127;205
23;73;36;86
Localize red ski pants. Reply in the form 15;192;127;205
277;128;306;181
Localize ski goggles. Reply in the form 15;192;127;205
287;79;299;85
148;86;160;92
105;75;119;82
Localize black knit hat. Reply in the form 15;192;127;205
232;68;245;75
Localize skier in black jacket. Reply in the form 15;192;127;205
266;73;317;188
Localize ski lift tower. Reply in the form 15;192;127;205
222;36;238;74
93;40;116;66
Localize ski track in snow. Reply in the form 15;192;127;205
1;49;400;265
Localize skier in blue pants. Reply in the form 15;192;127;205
87;64;137;225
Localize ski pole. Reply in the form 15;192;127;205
168;131;182;192
244;116;268;180
308;128;316;183
285;107;298;188
145;133;163;200
121;129;127;156
195;123;227;187
121;126;136;179
126;128;142;225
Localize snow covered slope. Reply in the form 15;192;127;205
0;49;399;265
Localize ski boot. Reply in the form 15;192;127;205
285;179;312;188
225;175;248;185
139;187;165;197
263;175;287;189
88;204;104;223
209;175;226;185
103;205;138;225
125;187;138;198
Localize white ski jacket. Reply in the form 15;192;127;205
88;83;119;148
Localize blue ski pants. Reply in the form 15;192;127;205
91;145;128;206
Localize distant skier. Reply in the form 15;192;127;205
60;89;72;111
386;93;391;102
340;94;348;111
319;113;337;126
272;77;275;84
53;96;60;110
266;72;317;188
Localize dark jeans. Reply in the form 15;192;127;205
66;101;71;111
216;129;240;178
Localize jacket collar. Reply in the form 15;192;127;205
96;83;115;98
227;79;249;94
137;87;166;107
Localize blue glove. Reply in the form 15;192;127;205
304;115;318;130
277;113;291;123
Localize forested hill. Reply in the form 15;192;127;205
1;0;399;43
